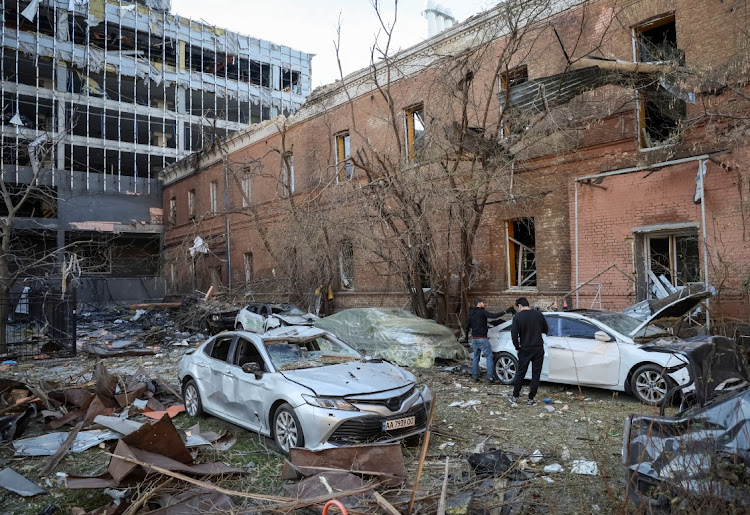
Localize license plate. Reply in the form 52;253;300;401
383;416;415;431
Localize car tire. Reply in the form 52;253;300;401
273;403;304;453
493;352;518;385
631;364;675;406
183;379;204;417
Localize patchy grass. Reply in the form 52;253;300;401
1;355;731;514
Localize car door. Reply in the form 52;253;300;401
221;335;273;432
550;317;620;386
538;315;566;382
203;334;236;416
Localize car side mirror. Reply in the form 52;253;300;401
594;331;612;342
242;362;263;379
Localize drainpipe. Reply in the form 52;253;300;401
224;155;232;290
699;159;710;332
574;181;579;308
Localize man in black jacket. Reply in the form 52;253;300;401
466;298;513;384
510;297;548;406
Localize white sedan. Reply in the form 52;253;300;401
486;295;708;405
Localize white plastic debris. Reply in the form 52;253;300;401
561;446;571;461
543;463;564;473
544;405;556;413
438;441;455;450
542;476;555;483
570;460;598;475
530;449;543;463
449;400;481;408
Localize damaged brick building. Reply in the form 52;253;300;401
1;0;312;305
161;0;750;326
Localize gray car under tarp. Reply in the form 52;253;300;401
314;308;467;368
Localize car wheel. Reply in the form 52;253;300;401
631;364;675;406
494;352;518;385
273;403;304;453
183;379;204;417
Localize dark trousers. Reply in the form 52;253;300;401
513;346;544;400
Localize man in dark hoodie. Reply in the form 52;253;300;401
510;297;549;406
466;298;513;384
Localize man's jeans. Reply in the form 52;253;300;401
472;338;494;381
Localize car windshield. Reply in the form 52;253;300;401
584;312;666;338
265;334;362;370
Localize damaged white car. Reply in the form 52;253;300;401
487;292;710;405
178;326;431;453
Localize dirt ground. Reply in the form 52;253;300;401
0;333;661;514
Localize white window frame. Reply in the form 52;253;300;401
210;180;218;213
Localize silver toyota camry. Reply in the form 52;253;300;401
178;326;432;453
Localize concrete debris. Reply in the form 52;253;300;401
570;460;599;475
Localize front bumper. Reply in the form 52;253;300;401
296;385;432;450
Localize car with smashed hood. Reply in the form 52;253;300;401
623;336;750;510
487;291;710;405
178;326;431;453
313;307;468;368
234;303;318;333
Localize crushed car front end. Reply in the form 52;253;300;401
291;381;432;449
623;336;750;509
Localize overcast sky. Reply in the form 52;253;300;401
170;0;492;88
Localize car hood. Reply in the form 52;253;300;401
642;336;750;407
628;290;711;338
281;360;414;396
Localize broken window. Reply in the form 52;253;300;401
634;15;685;148
336;132;352;181
282;68;301;94
639;229;700;299
506;218;536;288
281;152;294;197
70;241;112;275
188;189;196;219
210;180;218;214
241;173;251;207
339;240;354;290
169;197;177;225
244;252;254;283
500;65;529;138
405;104;425;161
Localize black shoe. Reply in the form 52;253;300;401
488;378;500;385
525;399;537;406
472;377;480;383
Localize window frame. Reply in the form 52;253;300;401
244;252;253;284
241;172;251;207
209;180;218;214
335;131;352;182
633;224;700;300
506;217;536;289
339;239;354;290
632;14;684;150
281;151;294;197
188;189;195;219
168;196;176;225
404;103;425;162
499;65;529;139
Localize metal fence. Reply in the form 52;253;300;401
1;287;76;361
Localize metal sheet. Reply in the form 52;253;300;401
0;468;46;497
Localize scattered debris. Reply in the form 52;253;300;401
0;468;46;497
570;460;599;475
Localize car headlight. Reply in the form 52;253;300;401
666;363;688;373
302;394;359;411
